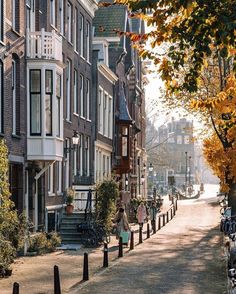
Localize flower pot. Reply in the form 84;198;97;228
66;204;74;214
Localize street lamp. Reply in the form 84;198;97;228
125;177;129;187
188;156;191;185
149;163;153;172
185;151;188;189
64;131;80;153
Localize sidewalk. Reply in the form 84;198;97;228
0;198;173;294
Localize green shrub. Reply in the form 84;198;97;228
96;179;119;231
28;232;61;254
47;232;61;251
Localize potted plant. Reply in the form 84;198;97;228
65;188;75;214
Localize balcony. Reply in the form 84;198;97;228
26;29;62;62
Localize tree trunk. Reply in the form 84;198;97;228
227;182;236;215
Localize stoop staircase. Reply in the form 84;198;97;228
59;212;86;244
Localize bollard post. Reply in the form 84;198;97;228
139;226;143;243
153;219;156;234
147;223;150;239
173;204;176;216
130;231;134;250
103;242;108;267
54;265;61;294
118;237;123;257
158;216;161;230
13;282;19;294
167;211;169;223
83;253;89;281
171;208;173;219
175;200;178;211
162;214;165;226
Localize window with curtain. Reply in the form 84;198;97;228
80;74;84;117
30;70;41;135
45;70;53;136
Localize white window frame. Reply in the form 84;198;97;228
66;59;71;121
65;138;70;189
67;1;72;43
80;74;84;118
50;0;56;27
56;73;61;137
73;148;77;176
86;79;90;120
86;21;90;62
73;69;78;114
98;87;103;134
59;0;64;35
74;7;78;52
57;161;62;193
177;135;182;144
103;92;108;136
79;134;83;176
48;163;54;195
80;14;84;57
108;96;113;139
12;60;16;135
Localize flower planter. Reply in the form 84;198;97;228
66;204;74;214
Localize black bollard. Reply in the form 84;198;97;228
103;243;108;267
153;219;156;234
13;282;19;294
158;216;161;230
130;231;134;250
83;253;89;281
175;200;178;211
54;265;61;294
139;226;143;243
171;208;173;219
118;237;123;257
163;214;165;226
167;211;169;223
147;223;150;239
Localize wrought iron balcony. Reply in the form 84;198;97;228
26;29;62;62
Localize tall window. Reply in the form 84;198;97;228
0;0;3;41
56;74;61;137
80;74;84;117
50;0;56;27
48;163;54;195
26;0;32;31
57;161;62;193
65;138;70;189
66;59;71;120
59;0;64;35
80;14;84;57
98;88;103;133
84;136;89;176
86;21;90;62
121;126;128;157
12;60;16;135
0;61;3;133
74;69;78;114
103;93;107;135
86;79;90;120
12;0;19;32
67;2;72;43
108;96;113;138
79;134;83;176
45;70;53;136
30;70;41;135
74;8;78;51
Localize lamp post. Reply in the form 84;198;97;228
64;130;80;153
188;156;191;185
125;176;128;191
185;151;188;189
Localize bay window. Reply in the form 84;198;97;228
56;73;61;137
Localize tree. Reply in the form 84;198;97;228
0;140;25;273
100;0;236;211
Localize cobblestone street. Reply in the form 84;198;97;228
1;189;227;293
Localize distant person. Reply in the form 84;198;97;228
137;202;147;228
113;207;130;242
150;201;158;232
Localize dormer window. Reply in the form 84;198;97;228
93;42;109;66
121;126;128;157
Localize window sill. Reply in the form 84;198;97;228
0;41;6;47
80;55;86;61
12;134;21;139
48;193;56;197
80;116;86;120
74;50;79;55
86;118;91;122
50;25;58;32
73;112;79;117
65;119;72;124
56;192;63;196
11;29;21;37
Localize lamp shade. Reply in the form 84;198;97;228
72;131;79;145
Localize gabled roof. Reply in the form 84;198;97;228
93;4;127;44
